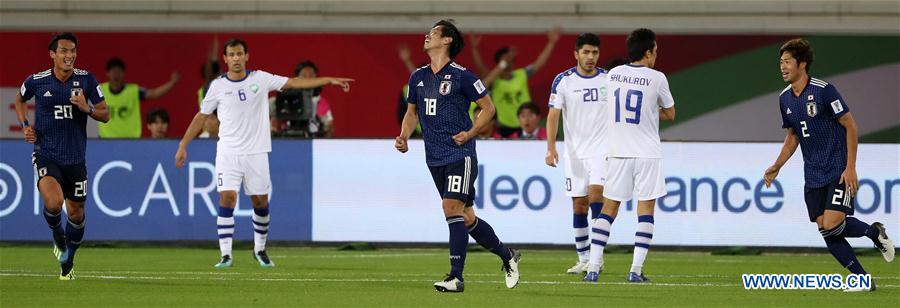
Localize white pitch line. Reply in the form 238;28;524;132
1;272;898;289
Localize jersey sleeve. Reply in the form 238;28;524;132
823;84;849;119
548;73;566;109
656;72;675;109
461;70;488;102
259;70;290;92
779;101;790;128
199;82;219;115
139;87;147;101
20;75;35;102
405;73;419;104
86;74;105;104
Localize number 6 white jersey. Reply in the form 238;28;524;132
605;64;675;159
200;70;288;155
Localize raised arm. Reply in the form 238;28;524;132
398;45;418;74
282;77;354;92
468;34;489;77
526;26;561;75
145;71;180;100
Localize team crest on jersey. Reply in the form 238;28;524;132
439;81;452;95
444;74;451;79
807;94;814;101
73;81;80;87
249;84;259;93
806;102;818;117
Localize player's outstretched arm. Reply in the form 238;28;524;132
764;128;799;187
659;106;676;121
145;71;180;100
14;93;36;143
455;96;495;146
175;112;210;168
545;107;561;167
837;112;859;196
395;103;419;153
282;77;355;92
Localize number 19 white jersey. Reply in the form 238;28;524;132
605;64;675;159
548;67;609;159
200;70;288;155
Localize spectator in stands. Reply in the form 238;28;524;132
469;26;561;137
509;103;546;140
271;60;334;137
199;36;221;139
473;105;501;140
146;108;170;139
98;57;178;138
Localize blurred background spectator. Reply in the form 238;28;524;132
145;108;170;139
509;103;546;140
98;57;178;138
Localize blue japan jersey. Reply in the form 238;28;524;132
406;62;488;167
778;77;850;188
20;68;104;165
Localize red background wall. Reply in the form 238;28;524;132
1;31;783;138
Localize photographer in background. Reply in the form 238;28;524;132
270;60;334;137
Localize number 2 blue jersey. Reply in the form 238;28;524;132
778;77;850;188
20;68;104;165
406;62;488;166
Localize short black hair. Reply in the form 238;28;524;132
780;38;814;73
626;28;656;62
575;33;601;50
434;19;464;59
146;108;170;124
223;38;248;55
493;47;511;64
106;57;126;72
48;32;78;51
294;60;319;77
517;103;541;116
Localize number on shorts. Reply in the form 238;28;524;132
565;178;572;191
831;188;848;208
74;180;87;198
217;173;223;186
447;175;462;193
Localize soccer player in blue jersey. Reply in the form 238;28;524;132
14;33;110;280
764;38;894;292
395;20;521;293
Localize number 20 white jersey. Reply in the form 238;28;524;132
200;70;288;155
604;64;675;159
548;67;609;159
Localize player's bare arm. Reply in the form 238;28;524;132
396;103;418;153
659;106;676;121
70;93;109;123
455;95;494;146
175;112;211;168
545;107;561;167
14;92;36;143
764;127;799;187
837;112;859;196
282;77;354;92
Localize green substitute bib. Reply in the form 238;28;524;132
491;68;532;128
98;83;142;138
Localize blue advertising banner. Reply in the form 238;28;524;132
0;140;312;241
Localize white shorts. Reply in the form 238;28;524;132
603;157;666;202
563;156;607;197
215;153;271;195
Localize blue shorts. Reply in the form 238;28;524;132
804;178;855;222
32;152;88;202
428;156;477;207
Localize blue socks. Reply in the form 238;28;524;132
64;217;85;261
447;216;468;280
589;202;603;220
821;224;866;275
43;209;63;235
468;217;512;261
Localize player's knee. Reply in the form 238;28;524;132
250;196;268;208
463;213;476;226
822;214;845;230
66;206;84;223
572;198;589;214
219;194;237;208
44;196;64;209
441;200;464;216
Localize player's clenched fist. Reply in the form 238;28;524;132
395;136;408;153
22;126;36;143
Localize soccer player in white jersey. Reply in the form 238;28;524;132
588;28;676;283
545;33;610;278
174;38;353;268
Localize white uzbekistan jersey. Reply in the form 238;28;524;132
200;70;289;155
605;64;675;158
548;67;609;159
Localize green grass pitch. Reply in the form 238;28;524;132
1;245;897;307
